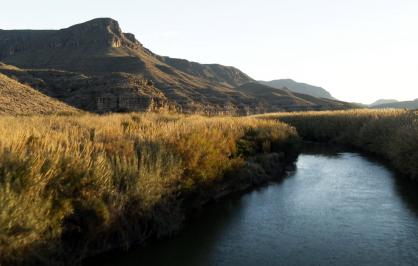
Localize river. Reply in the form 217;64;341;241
88;144;418;266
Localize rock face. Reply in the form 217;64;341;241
62;18;142;49
0;63;173;113
0;18;141;57
0;18;353;114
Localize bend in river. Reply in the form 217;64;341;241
87;144;418;266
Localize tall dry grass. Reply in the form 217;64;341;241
0;113;298;264
257;109;418;180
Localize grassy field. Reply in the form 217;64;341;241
256;109;418;180
0;113;299;264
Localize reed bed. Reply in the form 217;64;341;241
0;113;298;264
256;109;418;180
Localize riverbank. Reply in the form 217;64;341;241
256;109;418;180
85;144;418;266
0;113;299;265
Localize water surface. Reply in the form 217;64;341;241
91;145;418;266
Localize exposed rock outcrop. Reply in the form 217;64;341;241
0;18;141;57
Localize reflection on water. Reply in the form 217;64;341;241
88;144;418;266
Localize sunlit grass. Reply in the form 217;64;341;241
256;109;418;180
0;113;298;264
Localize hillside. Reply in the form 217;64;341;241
0;18;351;114
0;71;78;115
235;82;350;113
372;99;418;109
369;99;398;107
259;79;334;99
0;62;174;113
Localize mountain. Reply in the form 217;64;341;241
0;62;174;113
372;99;418;109
369;99;398;107
0;66;78;115
234;82;349;113
0;18;352;114
259;79;334;100
349;102;368;108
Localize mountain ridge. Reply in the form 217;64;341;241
0;18;352;114
371;99;418;109
369;99;398;107
259;79;335;100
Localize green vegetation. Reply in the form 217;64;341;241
257;109;418;180
0;113;298;264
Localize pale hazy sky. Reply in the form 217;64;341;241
1;0;417;103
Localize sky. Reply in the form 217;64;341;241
1;0;417;103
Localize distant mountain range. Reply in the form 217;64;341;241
371;99;418;109
369;99;399;107
259;79;335;100
0;18;353;114
350;99;418;109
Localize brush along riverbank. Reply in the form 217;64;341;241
256;109;418;180
0;113;300;265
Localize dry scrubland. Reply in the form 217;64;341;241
2;109;417;264
257;109;418;180
0;113;298;264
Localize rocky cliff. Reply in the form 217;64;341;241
0;18;141;56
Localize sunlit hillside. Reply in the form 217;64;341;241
0;72;78;115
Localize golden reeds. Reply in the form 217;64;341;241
256;109;418;179
0;113;297;264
